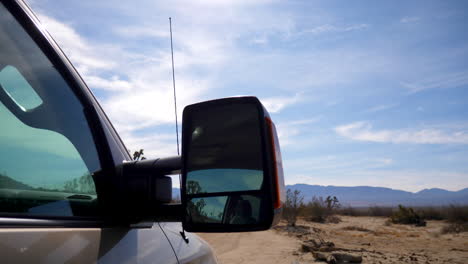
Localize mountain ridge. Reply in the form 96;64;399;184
173;185;468;206
286;184;468;207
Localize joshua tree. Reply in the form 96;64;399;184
284;189;304;227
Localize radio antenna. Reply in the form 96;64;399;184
169;17;180;156
169;17;189;244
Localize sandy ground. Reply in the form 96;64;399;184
198;216;468;264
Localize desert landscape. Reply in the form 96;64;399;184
199;216;468;264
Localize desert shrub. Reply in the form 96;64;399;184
338;206;357;216
416;207;445;220
368;206;393;217
445;205;468;223
304;198;328;223
440;223;468;234
437;205;468;234
341;226;371;232
303;196;341;223
326;215;342;223
390;205;426;226
283;189;304;227
337;206;369;216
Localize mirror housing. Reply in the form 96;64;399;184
181;96;285;232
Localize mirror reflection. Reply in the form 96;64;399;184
185;103;264;193
187;169;263;194
187;194;262;225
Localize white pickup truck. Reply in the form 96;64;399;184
0;0;285;263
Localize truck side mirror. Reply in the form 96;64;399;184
181;96;285;232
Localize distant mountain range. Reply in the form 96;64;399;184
7;172;465;207
287;184;468;207
170;185;468;207
0;174;33;190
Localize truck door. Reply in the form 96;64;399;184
0;1;177;263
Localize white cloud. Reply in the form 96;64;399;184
401;70;468;94
36;13;214;157
37;15;117;74
261;93;303;113
275;117;321;146
335;121;468;144
114;26;170;39
85;75;133;91
400;16;420;23
285;155;394;174
300;23;369;35
251;34;269;44
102;78;210;132
34;0;305;162
365;104;397;113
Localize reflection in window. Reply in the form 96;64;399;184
186;169;263;194
0;3;100;217
0;66;43;111
187;196;228;224
187;194;262;225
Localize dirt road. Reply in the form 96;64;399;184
198;216;468;264
198;229;314;264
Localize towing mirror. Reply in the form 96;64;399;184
181;96;285;232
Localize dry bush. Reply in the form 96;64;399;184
283;189;304;227
390;205;426;226
341;226;371;232
368;206;394;217
440;223;468;234
305;204;328;223
416;206;445;220
326;215;342;224
337;206;367;216
303;196;341;223
412;205;468;222
384;219;392;226
439;205;468;234
445;204;468;223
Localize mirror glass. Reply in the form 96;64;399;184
184;102;268;226
187;169;263;194
185;103;264;192
187;194;262;225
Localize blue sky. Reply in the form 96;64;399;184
29;0;468;192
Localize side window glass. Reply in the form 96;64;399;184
0;3;101;217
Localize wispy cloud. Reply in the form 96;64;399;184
365;104;397;113
114;26;170;39
276;116;322;146
38;15;117;74
261;93;303;113
400;16;421;23
299;23;369;35
335;121;468;144
36;2;300;158
401;70;468;94
285;155;394;173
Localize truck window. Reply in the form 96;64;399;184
0;2;101;217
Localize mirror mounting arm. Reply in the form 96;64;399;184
109;156;181;222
